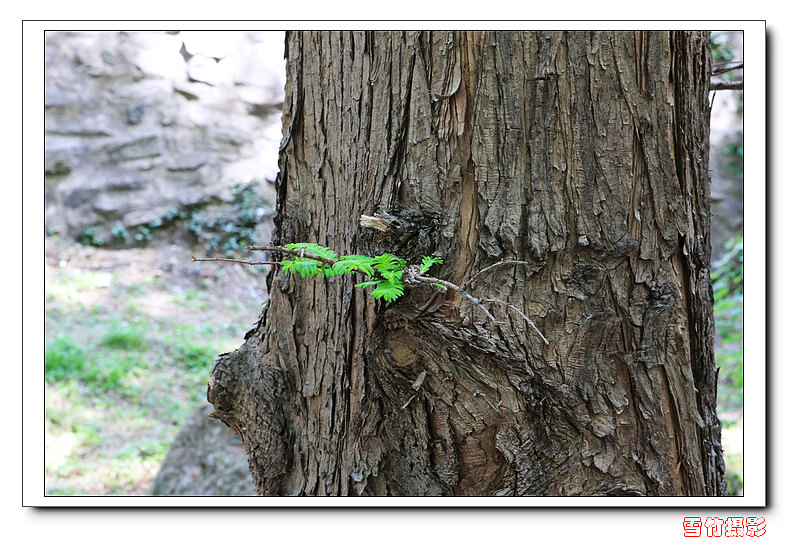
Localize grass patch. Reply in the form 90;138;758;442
713;236;743;417
101;323;148;350
46;336;86;382
82;360;128;392
712;235;744;495
172;288;210;311
723;421;743;496
174;342;219;371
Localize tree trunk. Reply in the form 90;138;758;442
207;30;726;496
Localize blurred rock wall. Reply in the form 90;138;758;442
45;31;285;241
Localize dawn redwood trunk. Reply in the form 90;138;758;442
207;30;726;496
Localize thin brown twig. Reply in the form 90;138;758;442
412;272;499;324
710;80;743;91
246;245;339;265
463;260;530;288
413;273;548;343
712;62;743;76
482;298;549;345
192;256;280;267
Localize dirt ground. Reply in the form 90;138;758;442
46;235;269;322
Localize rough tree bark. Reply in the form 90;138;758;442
207;30;726;496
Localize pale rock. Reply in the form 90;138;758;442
45;31;284;242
